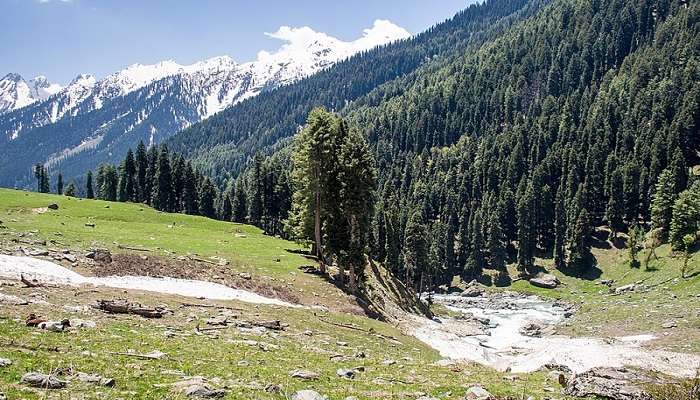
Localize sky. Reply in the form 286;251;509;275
1;0;473;85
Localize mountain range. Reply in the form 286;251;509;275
0;20;409;187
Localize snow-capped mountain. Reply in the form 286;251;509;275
0;20;410;187
0;73;62;115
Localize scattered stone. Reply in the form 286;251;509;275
206;316;230;326
85;223;96;228
239;272;252;280
661;321;677;329
38;319;71;332
0;292;28;305
290;370;319;380
529;274;560;289
264;383;282;394
547;370;567;386
75;372;115;387
185;384;226;398
291;390;326;400
47;203;59;210
62;253;77;262
354;351;366;358
600;279;614;286
303;330;313;336
614;284;635;295
519;321;545;337
564;368;653;400
0;358;11;367
72;319;97;329
336;368;355;379
381;359;396;366
92;249;112;263
465;386;493;400
460;286;484;297
336;341;348;347
21;372;67;389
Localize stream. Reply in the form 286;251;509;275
408;291;700;377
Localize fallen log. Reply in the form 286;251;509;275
117;244;152;252
93;299;167;318
20;274;42;288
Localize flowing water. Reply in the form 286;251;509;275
409;291;700;377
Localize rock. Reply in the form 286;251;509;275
47;203;59;210
92;249;112;263
62;253;77;262
264;384;282;394
519;321;545;337
336;368;356;379
465;386;493;400
184;385;226;398
291;390;326;400
28;249;49;257
354;351;366;358
529;274;560;289
417;397;439;400
38;319;71;332
547;370;567;386
599;279;614;286
239;272;252;280
290;370;319;380
75;372;115;387
381;359;396;365
661;321;677;329
72;319;97;329
21;372;67;389
0;292;28;305
614;284;636;295
564;368;653;400
460;286;484;297
0;358;11;367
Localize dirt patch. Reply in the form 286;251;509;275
89;253;302;305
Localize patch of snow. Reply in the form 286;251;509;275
0;255;294;307
408;293;700;378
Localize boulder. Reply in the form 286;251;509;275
92;249;112;263
614;284;635;295
465;386;493;400
519;321;545;337
290;370;319;380
460;286;484;297
47;203;59;210
75;372;115;387
21;372;67;389
292;390;326;400
184;384;226;398
336;368;356;379
0;358;11;367
564;368;653;400
529;274;560;289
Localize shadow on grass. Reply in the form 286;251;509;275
559;253;603;280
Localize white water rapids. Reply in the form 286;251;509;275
0;255;294;307
409;292;700;378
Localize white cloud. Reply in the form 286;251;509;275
37;0;73;4
259;20;410;63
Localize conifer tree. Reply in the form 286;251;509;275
628;224;641;268
144;144;159;205
553;188;566;269
152;145;173;212
198;177;217;218
231;177;247;222
651;168;677;238
85;171;94;199
182;162;198;215
56;173;63;195
135;141;148;203
516;182;536;276
605;168;625;238
403;210;428;290
669;181;700;250
64;182;77;197
567;208;592;270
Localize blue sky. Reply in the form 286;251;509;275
1;0;473;84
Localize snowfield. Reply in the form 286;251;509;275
0;255;295;307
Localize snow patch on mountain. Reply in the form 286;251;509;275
0;73;63;114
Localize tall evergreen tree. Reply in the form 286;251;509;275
56;173;63;195
152;145;173;212
516;182;536;276
198;177;217;218
651;168;677;238
85;171;94;199
135;141;149;203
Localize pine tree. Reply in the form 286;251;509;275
651;168;677;238
669;181;700;250
64;182;77;197
553;188;566;269
403;210;428;290
85;171;94;199
487;207;507;277
182;162;198;215
466;208;485;279
198;177;217;219
605;168;625;238
628;224;641;268
144;144;159;205
567;208;592;270
152;145;173;212
122;149;137;202
135;141;149;203
56;173;63;195
516;182;536;276
231;176;247;222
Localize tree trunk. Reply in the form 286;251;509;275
314;188;325;274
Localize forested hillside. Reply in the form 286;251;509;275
168;0;543;178
55;0;698;293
